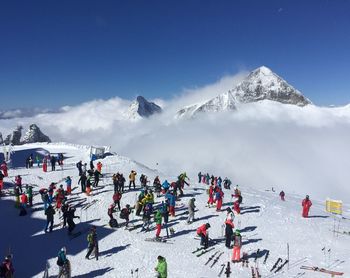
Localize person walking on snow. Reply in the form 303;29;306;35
112;191;122;211
0;161;8;177
187;198;196;224
96;161;102;173
225;218;234;248
78;173;87;193
198;172;202;183
155;209;163;239
65;176;72;195
86;226;98;260
120;204;132;227
207;185;215;207
215;187;224;211
57;247;71;278
302;195;312;218
45;204;55;233
196;223;210;249
155;256;167;278
76;161;83;176
232;230;242;262
50;155;56;171
279;190;285;201
25;185;33;207
129;170;137;190
15;175;23;194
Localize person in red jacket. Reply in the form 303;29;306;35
302;195;312;218
207;185;214;207
196;223;210;248
1;161;8;177
113;191;122;211
215;187;224;211
233;200;240;214
20;193;28;216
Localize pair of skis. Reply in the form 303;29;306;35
251;266;261;278
205;251;224;268
269;257;289;273
144;237;173;244
300;266;344;276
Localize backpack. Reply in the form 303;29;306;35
120;208;127;219
56;256;64;266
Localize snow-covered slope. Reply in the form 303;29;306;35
1;143;349;278
126;96;162;120
176;66;311;118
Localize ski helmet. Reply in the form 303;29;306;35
235;229;240;235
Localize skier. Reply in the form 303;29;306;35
141;202;153;232
25;185;33;207
118;173;126;193
45;204;56;233
207;185;214;207
129;170;137;190
89;160;94;171
0;161;8;177
14;184;20;208
50;155;56;171
108;204;118;228
215;187;224;211
0;255;15;278
155;209;163;239
35;154;41;167
61;203;69;228
19;193;28;216
233;200;240;215
155;255;167;278
0;171;4;196
232;230;242;262
196;223;210;249
226;207;234;221
96;161;102;173
165;191;176;217
161;180;170;194
39;188;49;210
15;175;23;194
153;176;162;197
78;173;87;193
113;191;122;211
225;218;234;248
42;157;48;172
279;190;285;201
120;204;132;227
86;226;99;260
66;207;79;235
187;198;196;224
65;176;72;195
57;247;71;278
93;169;102;187
223;177;231;189
302;195;312;218
198;172;202;183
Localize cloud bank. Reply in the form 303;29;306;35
2;70;350;203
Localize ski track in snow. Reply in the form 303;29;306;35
1;143;350;277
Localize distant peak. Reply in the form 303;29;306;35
136;95;147;103
252;66;273;75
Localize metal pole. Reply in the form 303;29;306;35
287;243;290;270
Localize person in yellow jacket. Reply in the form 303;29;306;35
129;170;137;190
155;255;167;278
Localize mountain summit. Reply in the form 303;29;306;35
126;96;162;120
176;66;311;118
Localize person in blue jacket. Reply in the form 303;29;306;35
165;191;176;217
161;180;170;193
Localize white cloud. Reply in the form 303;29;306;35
2;70;350;203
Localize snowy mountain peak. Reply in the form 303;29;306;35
177;66;311;118
22;124;51;144
126;96;162;120
234;66;311;106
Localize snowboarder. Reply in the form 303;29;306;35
45;205;56;233
129;170;137;190
57;247;71;278
302;195;312;218
225;218;234;248
155;255;167;278
86;226;98;260
187;198;196;224
232;230;242;262
196;223;210;249
279;190;285;201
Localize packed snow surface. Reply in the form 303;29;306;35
1;143;349;277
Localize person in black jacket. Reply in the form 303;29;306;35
66;207;80;235
224;218;234;248
93;169;102;187
78;173;87;192
50;155;56;171
44;205;56;233
76;160;83;176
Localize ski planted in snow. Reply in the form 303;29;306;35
270;257;282;272
263;250;270;264
218;263;225;277
225;261;231;278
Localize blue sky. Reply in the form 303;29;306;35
0;0;349;109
